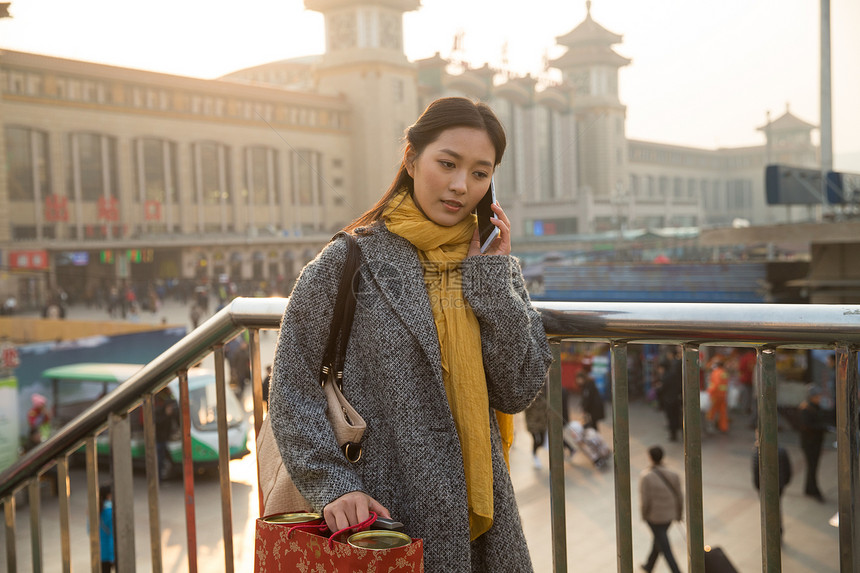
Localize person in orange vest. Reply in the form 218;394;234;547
707;356;730;432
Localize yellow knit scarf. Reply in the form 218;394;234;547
384;192;512;541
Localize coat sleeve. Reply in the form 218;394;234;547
268;237;365;511
462;254;553;414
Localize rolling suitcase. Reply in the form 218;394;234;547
703;546;739;573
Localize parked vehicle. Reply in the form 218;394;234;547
42;362;250;477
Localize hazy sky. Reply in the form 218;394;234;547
2;0;858;169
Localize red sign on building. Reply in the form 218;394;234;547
98;196;119;222
1;345;20;369
144;200;162;221
8;250;49;270
44;194;69;222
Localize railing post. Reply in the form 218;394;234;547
681;344;705;572
29;478;42;573
214;344;235;573
142;392;164;573
249;328;265;437
836;345;859;572
58;455;71;573
4;492;16;572
757;348;782;572
547;342;568;573
177;368;198;573
86;436;100;573
110;411;136;572
610;341;632;573
249;328;266;516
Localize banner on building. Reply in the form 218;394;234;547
9;250;49;270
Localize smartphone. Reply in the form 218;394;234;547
476;177;500;253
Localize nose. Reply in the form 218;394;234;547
450;170;467;194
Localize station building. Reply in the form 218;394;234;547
0;0;819;307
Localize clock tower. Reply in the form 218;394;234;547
305;0;421;213
551;1;630;228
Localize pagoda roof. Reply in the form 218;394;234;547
550;46;631;68
757;105;817;133
556;1;624;47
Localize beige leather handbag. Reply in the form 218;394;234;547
257;232;366;516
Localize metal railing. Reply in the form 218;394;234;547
0;297;858;572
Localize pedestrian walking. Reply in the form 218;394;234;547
229;339;251;401
579;371;605;432
189;303;202;329
262;364;272;405
707;356;730;433
752;431;792;537
525;382;548;468
154;388;179;480
798;384;829;502
639;445;683;573
657;349;683;442
99;485;115;572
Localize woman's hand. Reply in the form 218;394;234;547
323;491;391;533
468;201;511;257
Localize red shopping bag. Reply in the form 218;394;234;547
254;514;424;572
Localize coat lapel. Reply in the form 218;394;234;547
357;228;442;374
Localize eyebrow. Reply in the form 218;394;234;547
439;148;494;168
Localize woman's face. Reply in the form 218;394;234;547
405;127;496;227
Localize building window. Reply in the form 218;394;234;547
69;132;118;202
245;146;279;206
629;174;640;196
393;78;404;103
134;138;179;233
687;178;697;198
26;74;43;96
6;126;50;202
292;149;321;206
193;141;231;207
536;106;555;200
82;81;96;102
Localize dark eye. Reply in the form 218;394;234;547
440;160;455;169
474;171;489;180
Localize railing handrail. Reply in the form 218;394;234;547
539;301;860;345
3;297;858;501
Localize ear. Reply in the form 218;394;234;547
404;145;416;178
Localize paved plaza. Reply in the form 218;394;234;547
1;299;841;571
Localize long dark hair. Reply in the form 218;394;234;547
344;97;506;233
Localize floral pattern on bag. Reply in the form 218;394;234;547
255;518;423;573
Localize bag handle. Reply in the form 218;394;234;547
327;511;378;548
319;232;361;387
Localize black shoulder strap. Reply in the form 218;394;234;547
320;232;361;384
652;467;682;517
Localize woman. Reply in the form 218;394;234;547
270;97;552;571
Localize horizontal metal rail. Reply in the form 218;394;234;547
0;298;858;573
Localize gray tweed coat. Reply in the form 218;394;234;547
269;224;552;572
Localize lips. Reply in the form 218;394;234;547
441;199;463;210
